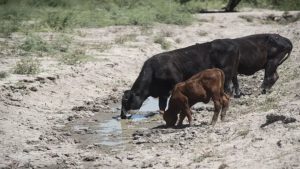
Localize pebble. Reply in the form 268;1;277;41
29;86;38;92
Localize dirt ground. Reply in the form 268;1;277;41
1;9;300;169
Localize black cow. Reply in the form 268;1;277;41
121;40;240;119
231;34;293;96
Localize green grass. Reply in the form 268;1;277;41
0;0;196;37
0;0;299;37
0;71;9;79
114;34;137;45
154;36;171;50
59;49;91;65
13;57;41;75
20;33;50;52
19;33;72;54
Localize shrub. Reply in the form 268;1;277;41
13;57;40;75
154;36;171;50
20;34;50;52
0;71;9;79
44;11;74;31
60;49;89;65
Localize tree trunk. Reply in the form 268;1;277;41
224;0;242;12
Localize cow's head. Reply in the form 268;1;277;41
121;90;145;119
163;110;178;127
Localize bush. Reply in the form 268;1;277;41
20;34;50;52
154;36;171;50
13;57;40;75
0;71;9;79
44;11;74;31
59;49;89;65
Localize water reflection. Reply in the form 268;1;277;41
71;96;162;147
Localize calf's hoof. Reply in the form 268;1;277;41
210;121;217;126
261;89;267;94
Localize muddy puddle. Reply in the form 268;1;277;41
67;97;163;152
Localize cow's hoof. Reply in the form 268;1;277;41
261;89;267;94
234;94;241;98
120;114;132;119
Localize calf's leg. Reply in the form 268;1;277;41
220;95;230;121
177;111;185;126
211;96;222;126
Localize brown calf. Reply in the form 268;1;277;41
163;68;230;127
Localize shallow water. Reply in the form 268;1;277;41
69;97;162;148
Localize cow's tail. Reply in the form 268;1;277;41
279;51;291;66
279;39;293;65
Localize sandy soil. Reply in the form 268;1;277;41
0;9;300;169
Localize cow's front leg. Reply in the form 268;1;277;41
232;75;241;98
159;95;168;114
222;68;234;96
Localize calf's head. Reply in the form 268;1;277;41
121;90;145;119
163;110;178;127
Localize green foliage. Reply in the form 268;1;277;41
0;0;299;36
13;57;40;75
45;11;74;31
59;49;90;65
154;36;171;50
241;0;300;10
20;34;50;52
114;34;137;44
0;71;9;79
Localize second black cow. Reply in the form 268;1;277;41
121;39;239;119
232;34;293;96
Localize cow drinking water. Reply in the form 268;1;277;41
121;40;239;119
163;68;230;127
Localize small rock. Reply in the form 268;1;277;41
219;163;229;169
47;76;56;81
277;140;282;148
29;86;38;92
83;156;97;161
23;149;30;153
51;153;59;158
127;155;134;160
67;116;74;121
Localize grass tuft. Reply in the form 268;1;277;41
13;57;40;75
59;49;90;65
154;36;171;50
